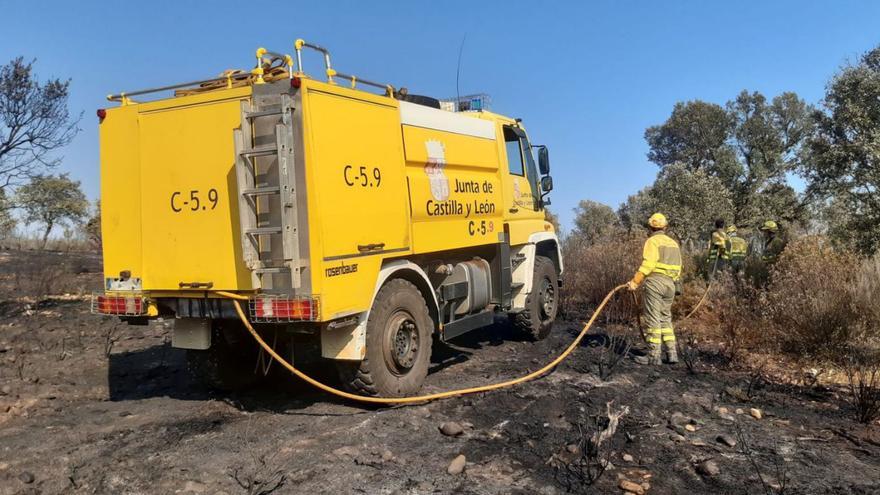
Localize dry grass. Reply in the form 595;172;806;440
764;237;864;362
843;353;880;424
0;232;95;253
560;232;644;323
0;250;101;307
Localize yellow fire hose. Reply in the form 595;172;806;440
215;285;626;405
682;255;720;321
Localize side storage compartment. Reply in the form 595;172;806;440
304;87;411;320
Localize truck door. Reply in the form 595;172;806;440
306;90;410;261
500;125;544;240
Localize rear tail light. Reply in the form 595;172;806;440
91;293;146;315
96;108;107;122
249;296;318;322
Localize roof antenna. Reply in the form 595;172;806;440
455;34;467;111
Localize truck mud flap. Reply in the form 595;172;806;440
441;310;494;341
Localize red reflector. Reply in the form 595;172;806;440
94;295;144;315
251;297;316;321
96;108;107;121
291;76;302;89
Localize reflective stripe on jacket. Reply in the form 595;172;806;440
638;232;682;281
707;230;730;261
729;235;748;261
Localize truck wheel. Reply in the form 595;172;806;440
186;320;261;392
512;255;559;340
337;279;433;397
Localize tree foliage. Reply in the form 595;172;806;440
644;91;811;231
801;44;880;254
619;163;734;243
0;189;15;238
0;57;79;193
16;173;88;248
571;200;620;244
645;100;735;178
84;200;102;249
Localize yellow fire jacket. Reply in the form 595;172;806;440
636;231;683;282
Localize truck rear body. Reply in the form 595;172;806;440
101;78;550;319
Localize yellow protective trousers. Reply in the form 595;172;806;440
642;274;676;346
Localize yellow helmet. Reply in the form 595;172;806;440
726;225;737;234
648;213;668;229
760;220;778;232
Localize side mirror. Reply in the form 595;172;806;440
541;175;553;194
537;146;550;175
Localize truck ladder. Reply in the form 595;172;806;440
233;94;301;291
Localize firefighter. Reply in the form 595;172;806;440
706;218;729;277
760;220;785;264
726;225;749;273
628;213;682;365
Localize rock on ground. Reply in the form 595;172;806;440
439;421;464;437
447;454;466;475
697;459;720;477
716;434;737;447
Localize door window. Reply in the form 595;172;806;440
504;125;541;211
504;126;525;176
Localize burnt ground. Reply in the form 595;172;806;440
1;250;880;494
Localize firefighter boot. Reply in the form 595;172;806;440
664;342;679;364
634;343;663;365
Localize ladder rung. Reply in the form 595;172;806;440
244;108;283;119
255;267;290;274
246;227;283;236
240;144;278;157
242;186;280;196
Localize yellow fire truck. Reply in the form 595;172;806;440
94;40;561;397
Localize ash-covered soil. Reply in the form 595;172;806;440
1;251;879;494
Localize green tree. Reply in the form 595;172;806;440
84;199;102;250
618;187;654;234
644;100;737;181
0;189;15;238
17;174;88;249
645;92;811;230
571;199;620;244
801;44;880;253
0;57;79;193
727;90;811;225
619;163;735;244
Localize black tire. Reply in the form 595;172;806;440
336;279;433;397
186;319;261;392
512;256;559;340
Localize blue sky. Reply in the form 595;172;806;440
1;1;878;231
